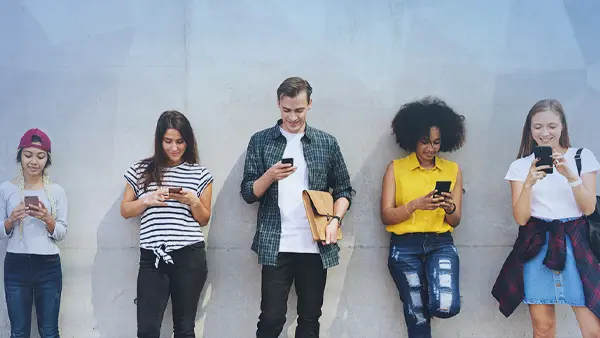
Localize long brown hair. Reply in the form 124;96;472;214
140;110;199;190
516;99;571;159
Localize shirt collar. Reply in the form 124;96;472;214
408;152;443;171
269;119;313;141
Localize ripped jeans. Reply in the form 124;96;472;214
387;232;460;338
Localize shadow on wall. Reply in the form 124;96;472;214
90;197;148;337
328;134;407;338
0;236;9;334
201;152;285;338
91;195;206;337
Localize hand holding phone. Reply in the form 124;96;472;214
533;146;553;174
268;159;297;181
434;181;451;197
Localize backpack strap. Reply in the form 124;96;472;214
575;148;583;177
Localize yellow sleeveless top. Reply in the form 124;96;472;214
385;152;459;235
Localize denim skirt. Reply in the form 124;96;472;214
523;218;585;306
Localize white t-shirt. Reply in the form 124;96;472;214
278;128;319;253
504;147;600;220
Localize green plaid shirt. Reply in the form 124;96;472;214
241;120;354;268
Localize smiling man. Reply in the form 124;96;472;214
241;76;354;338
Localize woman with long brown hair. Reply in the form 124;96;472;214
120;110;214;338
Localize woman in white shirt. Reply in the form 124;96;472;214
499;99;600;337
1;128;68;337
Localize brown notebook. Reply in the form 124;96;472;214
302;190;343;241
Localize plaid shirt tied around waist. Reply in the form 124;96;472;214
492;216;600;318
240;120;354;269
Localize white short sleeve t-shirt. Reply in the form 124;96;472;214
277;128;319;254
504;148;600;220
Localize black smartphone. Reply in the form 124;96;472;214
434;181;451;197
533;146;553;174
281;158;294;166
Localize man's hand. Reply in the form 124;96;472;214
266;162;297;181
322;218;340;245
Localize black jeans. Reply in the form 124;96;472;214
137;242;208;338
4;253;62;338
256;252;327;338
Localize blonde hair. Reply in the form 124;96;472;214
516;99;571;159
17;166;57;240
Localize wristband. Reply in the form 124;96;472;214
568;178;582;187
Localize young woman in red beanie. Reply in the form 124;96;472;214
1;128;68;337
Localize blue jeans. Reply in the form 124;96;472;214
387;232;460;338
4;253;62;338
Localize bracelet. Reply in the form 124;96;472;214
404;202;412;215
568;178;583;187
445;203;456;215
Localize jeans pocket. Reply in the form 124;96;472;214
139;249;157;271
41;254;61;266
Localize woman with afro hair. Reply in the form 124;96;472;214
380;96;466;337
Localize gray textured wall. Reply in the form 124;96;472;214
1;1;599;337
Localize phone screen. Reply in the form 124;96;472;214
533;146;553;174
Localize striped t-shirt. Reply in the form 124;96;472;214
124;160;213;267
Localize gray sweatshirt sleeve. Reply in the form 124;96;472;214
0;186;14;239
48;185;68;242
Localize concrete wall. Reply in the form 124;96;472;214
1;0;599;337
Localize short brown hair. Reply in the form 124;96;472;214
277;77;312;102
516;99;571;158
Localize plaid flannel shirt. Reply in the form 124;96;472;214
240;119;353;268
492;217;600;318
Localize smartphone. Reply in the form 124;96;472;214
533;146;553;174
434;181;452;197
168;187;183;194
281;158;294;166
24;196;40;208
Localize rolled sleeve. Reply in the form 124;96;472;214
241;135;262;204
0;223;14;239
328;138;354;207
48;187;68;242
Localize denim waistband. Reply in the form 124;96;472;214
537;216;581;223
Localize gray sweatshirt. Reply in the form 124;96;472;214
0;181;68;255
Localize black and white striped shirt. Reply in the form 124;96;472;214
124;160;213;267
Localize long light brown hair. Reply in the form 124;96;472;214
516;99;571;159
